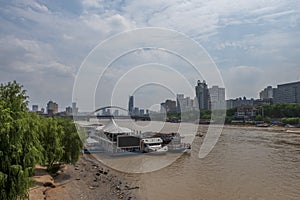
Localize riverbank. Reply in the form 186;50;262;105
29;154;138;200
223;124;300;133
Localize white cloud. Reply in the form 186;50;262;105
222;66;264;99
9;0;49;13
30;1;49;13
81;13;135;34
82;0;104;9
1;0;300;108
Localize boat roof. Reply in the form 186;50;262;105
103;118;133;134
95;124;105;131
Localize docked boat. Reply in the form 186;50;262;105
83;118;190;155
140;137;168;154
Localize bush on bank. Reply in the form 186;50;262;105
281;117;300;125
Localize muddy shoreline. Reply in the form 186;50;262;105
29;155;139;200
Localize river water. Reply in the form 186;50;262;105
88;120;300;200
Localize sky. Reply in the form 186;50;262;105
1;0;300;112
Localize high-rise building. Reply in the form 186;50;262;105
160;102;166;113
134;107;139;116
139;109;144;116
273;81;300;104
32;105;38;112
209;86;225;110
176;94;185;112
185;96;193;111
226;97;255;109
128;96;134;115
176;94;194;112
72;102;79;115
195;80;210;110
66;106;72;115
193;97;198;109
47;101;58;115
161;99;177;114
259;86;273;100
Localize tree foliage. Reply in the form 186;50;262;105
57;118;83;164
281;117;300;125
0;81;83;199
39;117;64;170
262;103;300;118
0;81;41;200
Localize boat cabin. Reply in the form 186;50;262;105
140;137;165;152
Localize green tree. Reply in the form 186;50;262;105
200;110;211;119
39;117;64;171
226;107;237;117
0;81;42;200
255;114;263;121
57;118;83;164
264;116;271;123
0;81;84;199
281;117;300;125
225;116;232;124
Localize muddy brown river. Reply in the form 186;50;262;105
89;120;300;200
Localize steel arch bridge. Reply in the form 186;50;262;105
93;105;150;120
93;105;129;115
72;105;150;121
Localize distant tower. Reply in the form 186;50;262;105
128;96;134;115
32;105;38;112
195;80;210;110
209;86;225;110
176;94;184;113
47;101;58;115
72;102;78;115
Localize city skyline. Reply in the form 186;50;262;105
31;79;300;113
29;80;300;114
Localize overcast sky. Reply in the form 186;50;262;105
1;0;300;111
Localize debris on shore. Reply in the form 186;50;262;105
29;155;139;200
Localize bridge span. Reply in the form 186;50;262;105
73;105;151;121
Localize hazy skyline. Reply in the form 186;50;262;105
1;0;300;111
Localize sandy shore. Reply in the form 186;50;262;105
223;124;300;133
29;155;139;200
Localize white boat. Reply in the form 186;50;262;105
83;118;190;155
140;137;168;154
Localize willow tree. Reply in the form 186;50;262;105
0;81;42;200
57;118;83;165
39;117;64;171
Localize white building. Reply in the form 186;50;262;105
273;81;300;104
259;86;273;100
176;94;194;112
209;86;226;110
